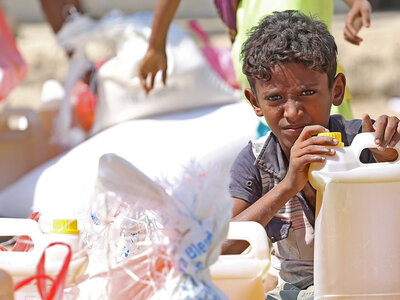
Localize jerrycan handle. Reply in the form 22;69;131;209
226;221;270;260
350;132;400;164
0;218;43;248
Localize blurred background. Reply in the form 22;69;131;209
1;0;400;118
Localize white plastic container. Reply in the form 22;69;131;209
0;269;13;300
309;132;400;299
210;221;270;300
0;218;88;298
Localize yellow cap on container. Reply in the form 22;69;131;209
51;219;80;234
317;132;344;146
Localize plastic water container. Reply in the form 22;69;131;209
309;132;400;299
210;221;270;300
0;218;88;298
0;269;13;300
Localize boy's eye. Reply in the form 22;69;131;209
265;95;282;101
301;90;316;96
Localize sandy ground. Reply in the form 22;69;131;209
4;11;400;119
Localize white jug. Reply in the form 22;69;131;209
309;132;400;299
210;221;270;300
0;218;88;299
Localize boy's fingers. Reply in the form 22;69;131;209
389;131;400;148
299;144;336;157
372;116;388;149
383;117;400;147
299;125;329;140
362;114;374;132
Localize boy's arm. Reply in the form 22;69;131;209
138;0;181;94
342;0;371;45
222;125;339;254
362;114;400;162
222;180;298;254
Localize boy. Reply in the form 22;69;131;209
225;10;400;299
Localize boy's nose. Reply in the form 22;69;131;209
283;99;303;122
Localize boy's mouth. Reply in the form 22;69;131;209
283;125;305;135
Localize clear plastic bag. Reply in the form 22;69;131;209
74;153;233;299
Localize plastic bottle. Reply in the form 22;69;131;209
309;132;400;299
210;221;270;300
0;269;14;300
309;132;345;218
0;218;88;298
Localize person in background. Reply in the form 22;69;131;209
39;0;92;79
39;0;83;36
138;0;371;137
225;10;399;299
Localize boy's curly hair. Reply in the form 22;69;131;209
241;10;338;92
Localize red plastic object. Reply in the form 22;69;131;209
14;242;72;300
72;80;97;132
12;212;41;252
0;6;28;101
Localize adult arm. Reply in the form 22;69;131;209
138;0;181;94
342;0;371;45
39;0;83;34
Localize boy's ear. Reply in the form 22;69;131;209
332;73;346;106
244;88;263;117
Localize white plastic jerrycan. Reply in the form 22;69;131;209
309;132;400;299
210;221;270;300
0;218;88;289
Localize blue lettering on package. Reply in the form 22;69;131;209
178;257;189;273
179;231;213;274
184;231;212;261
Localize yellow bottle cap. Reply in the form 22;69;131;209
318;132;344;146
51;219;80;234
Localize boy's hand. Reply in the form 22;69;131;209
362;114;400;161
284;125;338;193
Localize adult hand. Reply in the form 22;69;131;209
138;48;167;94
362;114;400;161
344;0;371;45
285;125;337;192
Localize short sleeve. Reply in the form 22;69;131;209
229;142;262;204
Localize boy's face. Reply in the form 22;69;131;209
245;62;345;157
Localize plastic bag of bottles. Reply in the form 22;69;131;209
74;153;233;299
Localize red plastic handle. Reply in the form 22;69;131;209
14;242;72;300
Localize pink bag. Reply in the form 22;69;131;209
0;6;28;101
188;20;239;90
